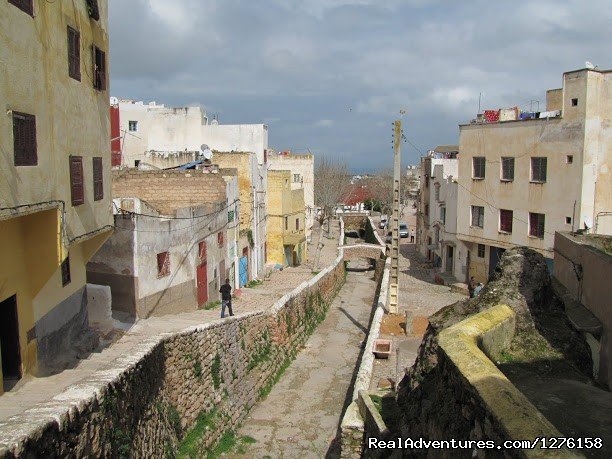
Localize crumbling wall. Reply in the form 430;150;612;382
395;247;592;457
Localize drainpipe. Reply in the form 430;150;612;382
252;185;258;278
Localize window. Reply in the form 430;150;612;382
128;120;138;132
434;227;440;244
529;213;545;238
284;217;288;230
93;46;106;91
67;26;81;81
69;156;84;206
565;216;572;225
440;207;446;224
93;157;103;201
198;241;207;260
9;0;33;16
501;157;514;181
571;98;578;106
13;112;37;166
471;206;484;228
295;218;299;230
293;174;302;183
566;155;573;164
424;204;429;216
499;209;513;233
425;174;429;188
472;157;486;179
228;210;235;223
477;244;485;258
531;157;547;183
434;183;440;201
217;232;224;247
61;256;71;286
157;252;170;277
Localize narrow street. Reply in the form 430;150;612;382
230;259;377;459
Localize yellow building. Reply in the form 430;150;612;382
457;68;611;282
0;0;112;393
267;170;307;266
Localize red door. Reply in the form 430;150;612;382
197;262;208;306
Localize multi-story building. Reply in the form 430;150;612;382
0;0;112;392
267;170;307;266
213;152;268;282
219;169;241;289
416;146;459;252
417;158;464;282
86;170;229;318
457;68;611;282
114;100;269;168
267;152;314;240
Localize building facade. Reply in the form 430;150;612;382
267;152;314;240
1;0;112;392
115;100;269;167
266;170;307;266
457;69;611;282
87;170;229;318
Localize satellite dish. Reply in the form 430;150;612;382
200;144;213;161
585;61;595;69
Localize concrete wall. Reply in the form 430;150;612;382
268;154;315;238
553;232;612;387
0;248;347;458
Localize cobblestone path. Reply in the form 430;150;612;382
229;259;377;459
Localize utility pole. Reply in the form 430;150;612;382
389;120;401;314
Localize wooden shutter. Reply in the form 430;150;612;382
9;0;33;16
13;112;37;166
70;156;84;206
93;46;106;90
93;157;103;201
67;26;81;81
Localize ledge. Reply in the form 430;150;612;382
438;305;578;458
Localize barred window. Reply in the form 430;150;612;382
471;206;484;228
473;157;486;179
529;213;545;238
531;157;547;183
501;157;514;181
477;244;485;258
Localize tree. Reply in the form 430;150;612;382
367;168;412;218
314;157;352;231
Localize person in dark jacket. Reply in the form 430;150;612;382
468;276;476;298
219;278;233;318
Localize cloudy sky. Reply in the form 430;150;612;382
109;0;610;172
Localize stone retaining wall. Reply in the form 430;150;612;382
0;227;347;458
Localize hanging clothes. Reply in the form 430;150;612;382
484;110;500;122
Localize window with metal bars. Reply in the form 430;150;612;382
529;213;545;238
9;0;33;16
93;157;103;201
67;26;81;81
157;252;170;277
477;244;485;258
501;157;514;181
93;46;106;91
499;209;513;233
531;157;547;183
471;206;484;228
13;112;37;166
472;157;486;179
69;156;84;205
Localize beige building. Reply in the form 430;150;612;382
457;69;611;282
267;170;307;266
1;0;112;392
268;152;314;239
87;170;229;318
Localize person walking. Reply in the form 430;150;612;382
468;276;476;298
219;278;234;318
409;229;415;243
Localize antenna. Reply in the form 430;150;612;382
200;144;213;161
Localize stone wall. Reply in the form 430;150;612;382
0;249;346;458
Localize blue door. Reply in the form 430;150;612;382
239;256;248;287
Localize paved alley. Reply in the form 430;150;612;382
230;259;377;459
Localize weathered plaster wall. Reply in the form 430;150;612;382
0;246;347;458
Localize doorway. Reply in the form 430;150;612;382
446;245;454;273
197;262;208;307
488;246;506;280
1;295;22;390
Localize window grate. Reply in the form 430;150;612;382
529;213;545;238
13;112;37;166
473;157;486;179
501;157;514;181
531;157;547;183
471;206;484;228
